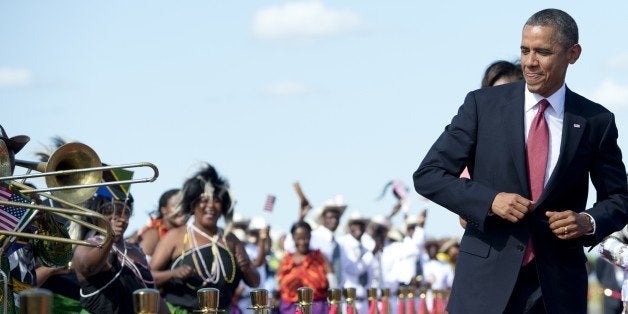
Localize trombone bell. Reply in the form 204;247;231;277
45;142;102;204
15;142;102;204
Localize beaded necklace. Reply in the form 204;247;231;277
79;241;155;298
112;243;155;286
185;224;236;286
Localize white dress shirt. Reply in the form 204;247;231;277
338;233;373;312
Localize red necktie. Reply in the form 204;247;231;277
522;99;550;265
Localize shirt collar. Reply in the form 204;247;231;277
524;83;566;116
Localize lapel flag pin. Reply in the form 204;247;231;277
574;124;581;128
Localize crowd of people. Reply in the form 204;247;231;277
0;132;462;314
1;7;628;314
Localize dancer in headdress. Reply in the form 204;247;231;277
150;162;259;313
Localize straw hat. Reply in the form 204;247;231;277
346;211;369;225
249;216;268;231
232;212;251;228
313;195;347;225
404;214;419;228
386;228;404;242
369;215;392;230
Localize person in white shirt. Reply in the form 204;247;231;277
339;212;373;312
422;240;454;312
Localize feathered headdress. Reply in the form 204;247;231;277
178;163;236;238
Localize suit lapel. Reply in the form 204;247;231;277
538;87;586;204
500;83;529;195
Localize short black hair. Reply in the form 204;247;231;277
481;60;523;88
526;8;578;48
152;188;180;219
290;220;312;235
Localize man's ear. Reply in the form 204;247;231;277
568;44;582;65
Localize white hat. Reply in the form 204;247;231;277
346;211;369;224
404;214;419;227
386;228;404;242
249;216;268;230
232;212;250;227
369;215;391;230
313;195;347;225
233;229;247;242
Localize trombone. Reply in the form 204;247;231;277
0;142;159;204
0;142;159;248
0;180;114;248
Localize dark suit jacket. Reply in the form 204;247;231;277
413;81;628;314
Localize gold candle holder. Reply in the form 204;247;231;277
367;288;379;314
249;289;271;313
19;288;52;314
367;288;378;301
380;288;391;314
397;285;407;301
133;288;160;314
344;287;357;312
343;287;356;303
297;287;313;314
328;288;343;306
197;288;220;313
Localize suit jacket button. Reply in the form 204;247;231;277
516;245;525;252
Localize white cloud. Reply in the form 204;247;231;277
590;79;628;110
252;1;361;41
263;81;312;97
0;67;32;87
606;53;628;69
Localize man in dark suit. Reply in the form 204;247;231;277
413;8;628;314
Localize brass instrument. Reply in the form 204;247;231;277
0;142;159;248
133;288;161;314
297;287;313;314
0;181;113;247
1;143;159;204
18;288;53;314
32;211;73;267
249;289;271;314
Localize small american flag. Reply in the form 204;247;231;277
0;185;31;231
263;194;276;212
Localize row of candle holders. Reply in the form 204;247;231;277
16;285;449;313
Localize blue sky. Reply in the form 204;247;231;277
2;1;628;240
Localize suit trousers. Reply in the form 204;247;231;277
504;260;547;314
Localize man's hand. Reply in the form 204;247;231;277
546;210;593;240
490;192;534;223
